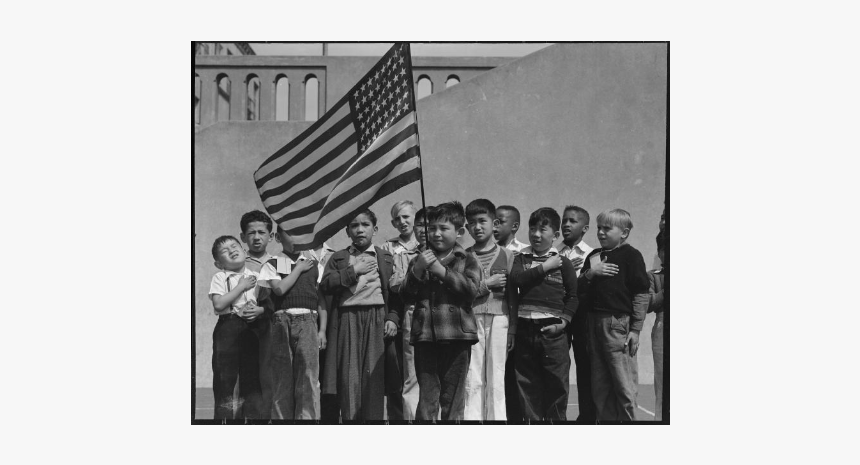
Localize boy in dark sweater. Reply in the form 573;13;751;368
510;207;578;421
260;226;327;420
578;208;650;422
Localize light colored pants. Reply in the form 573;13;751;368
401;307;419;420
464;314;509;421
652;312;664;420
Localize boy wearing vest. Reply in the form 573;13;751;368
260;226;327;420
463;199;514;421
510;207;578;421
402;201;481;421
577;209;650;422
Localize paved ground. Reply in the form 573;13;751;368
194;385;658;421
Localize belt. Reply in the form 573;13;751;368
275;308;313;315
519;317;563;326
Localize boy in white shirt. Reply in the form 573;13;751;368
208;235;276;419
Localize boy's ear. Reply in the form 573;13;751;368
390;218;397;229
582;225;589;234
511;221;519;232
621;228;631;240
372;225;379;235
457;226;466;238
553;230;561;241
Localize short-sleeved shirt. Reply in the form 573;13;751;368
209;266;277;316
559;240;593;277
502;238;528;254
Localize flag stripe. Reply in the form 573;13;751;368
256;107;354;193
288;149;421;237
259;129;358;207
276;123;418;229
293;166;422;247
269;111;417;224
255;97;349;176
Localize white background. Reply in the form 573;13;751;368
1;1;858;463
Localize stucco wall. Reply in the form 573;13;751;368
194;43;667;387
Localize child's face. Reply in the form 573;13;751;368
214;239;247;271
241;221;273;255
596;221;629;250
275;228;296;254
493;210;517;242
427;219;463;254
414;216;427;245
528;222;560;255
561;210;589;244
391;206;415;239
467;213;495;245
346;213;378;250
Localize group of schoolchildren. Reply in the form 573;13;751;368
207;199;666;423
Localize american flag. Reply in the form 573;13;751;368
254;43;422;251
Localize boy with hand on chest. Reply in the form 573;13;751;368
577;208;650;422
208;235;277;419
402;201;481;421
463;198;514;421
510;207;578;421
319;209;396;421
259;226;327;420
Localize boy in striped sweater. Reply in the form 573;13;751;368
510;207;578;421
463;199;515;421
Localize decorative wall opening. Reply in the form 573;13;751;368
216;75;231;122
275;76;289;121
416;75;432;100
246;75;260;121
446;75;460;88
304;75;319;121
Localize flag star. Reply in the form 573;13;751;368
384;109;390;119
404;102;410;110
387;57;393;67
375;83;381;92
400;68;406;77
361;83;366;92
369;89;374;98
399;56;404;65
354;90;359;99
358;112;364;120
372;121;377;130
386;80;392;89
396;107;402;117
362;95;367;104
360;121;365;130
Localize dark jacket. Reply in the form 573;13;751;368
401;244;481;344
318;245;396;395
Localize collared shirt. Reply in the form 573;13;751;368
501;237;528;254
558;240;594;277
262;243;335;284
245;252;275;273
381;236;419;255
518;246;561;320
339;244;385;307
209;266;277;316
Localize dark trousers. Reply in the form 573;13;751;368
514;318;571;421
211;314;267;419
414;341;471;421
319;346;340;423
385;335;404;420
505;347;522;421
570;311;596;423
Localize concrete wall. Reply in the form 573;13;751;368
194;43;667;387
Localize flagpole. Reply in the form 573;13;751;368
405;43;430;251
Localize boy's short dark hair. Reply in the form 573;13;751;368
428;201;466;229
240;210;273;233
465;199;496;219
212;235;241;260
496;205;520;223
563;205;590;225
351;208;377;226
415;207;428;223
528;207;561;233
